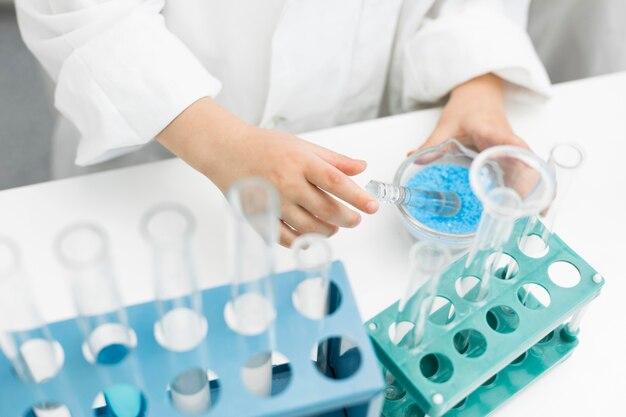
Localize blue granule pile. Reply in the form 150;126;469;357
405;164;483;234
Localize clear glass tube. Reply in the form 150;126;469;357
292;234;334;381
0;237;64;383
141;203;207;352
566;305;588;334
463;146;556;302
227;177;279;335
24;401;73;417
292;233;332;320
169;368;212;415
394;242;451;349
384;242;451;400
519;143;585;254
366;180;461;217
56;223;134;365
227;177;280;397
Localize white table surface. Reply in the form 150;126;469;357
2;72;625;416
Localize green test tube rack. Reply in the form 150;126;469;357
365;221;604;417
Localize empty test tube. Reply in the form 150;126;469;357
394;242;451;349
142;204;210;413
24;402;72;417
543;145;588;339
366;180;461;217
169;368;213;415
142;203;207;352
292;234;334;378
384;242;450;400
56;223;134;365
292;233;333;320
227;177;279;335
228;177;280;397
520;143;585;254
0;237;63;384
462;146;556;302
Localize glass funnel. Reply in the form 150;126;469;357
462;145;556;302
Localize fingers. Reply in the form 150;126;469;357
296;182;362;228
472;125;528;152
407;124;524;164
279;221;300;247
500;156;542;199
309;144;367;176
416;134;443;153
305;162;379;215
281;204;339;237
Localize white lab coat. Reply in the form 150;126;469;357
15;0;550;176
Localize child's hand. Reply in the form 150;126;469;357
207;127;379;246
407;74;543;200
409;74;530;155
157;98;379;247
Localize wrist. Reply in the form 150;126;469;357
450;73;505;107
157;97;253;181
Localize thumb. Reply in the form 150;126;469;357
408;124;455;156
407;128;455;164
472;125;529;152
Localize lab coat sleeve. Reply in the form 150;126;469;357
402;0;551;106
15;0;222;166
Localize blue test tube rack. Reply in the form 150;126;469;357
365;221;604;417
0;261;384;417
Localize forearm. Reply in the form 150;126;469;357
156;97;250;185
155;97;376;247
449;73;506;110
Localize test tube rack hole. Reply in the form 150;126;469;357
0;262;384;417
366;221;604;417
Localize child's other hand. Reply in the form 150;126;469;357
406;74;543;199
408;73;530;156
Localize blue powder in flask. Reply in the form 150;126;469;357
404;164;483;234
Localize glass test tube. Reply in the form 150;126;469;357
463;146;556;302
56;223;134;365
292;233;333;320
169;368;212;415
292;234;334;378
565;305;588;335
394;242;451;349
24;401;72;417
384;242;451;400
142;203;207;352
366;180;461;217
0;237;63;384
143;204;210;413
519;143;585;254
227;177;280;397
227;177;279;334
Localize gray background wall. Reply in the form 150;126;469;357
0;3;55;190
1;1;625;190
